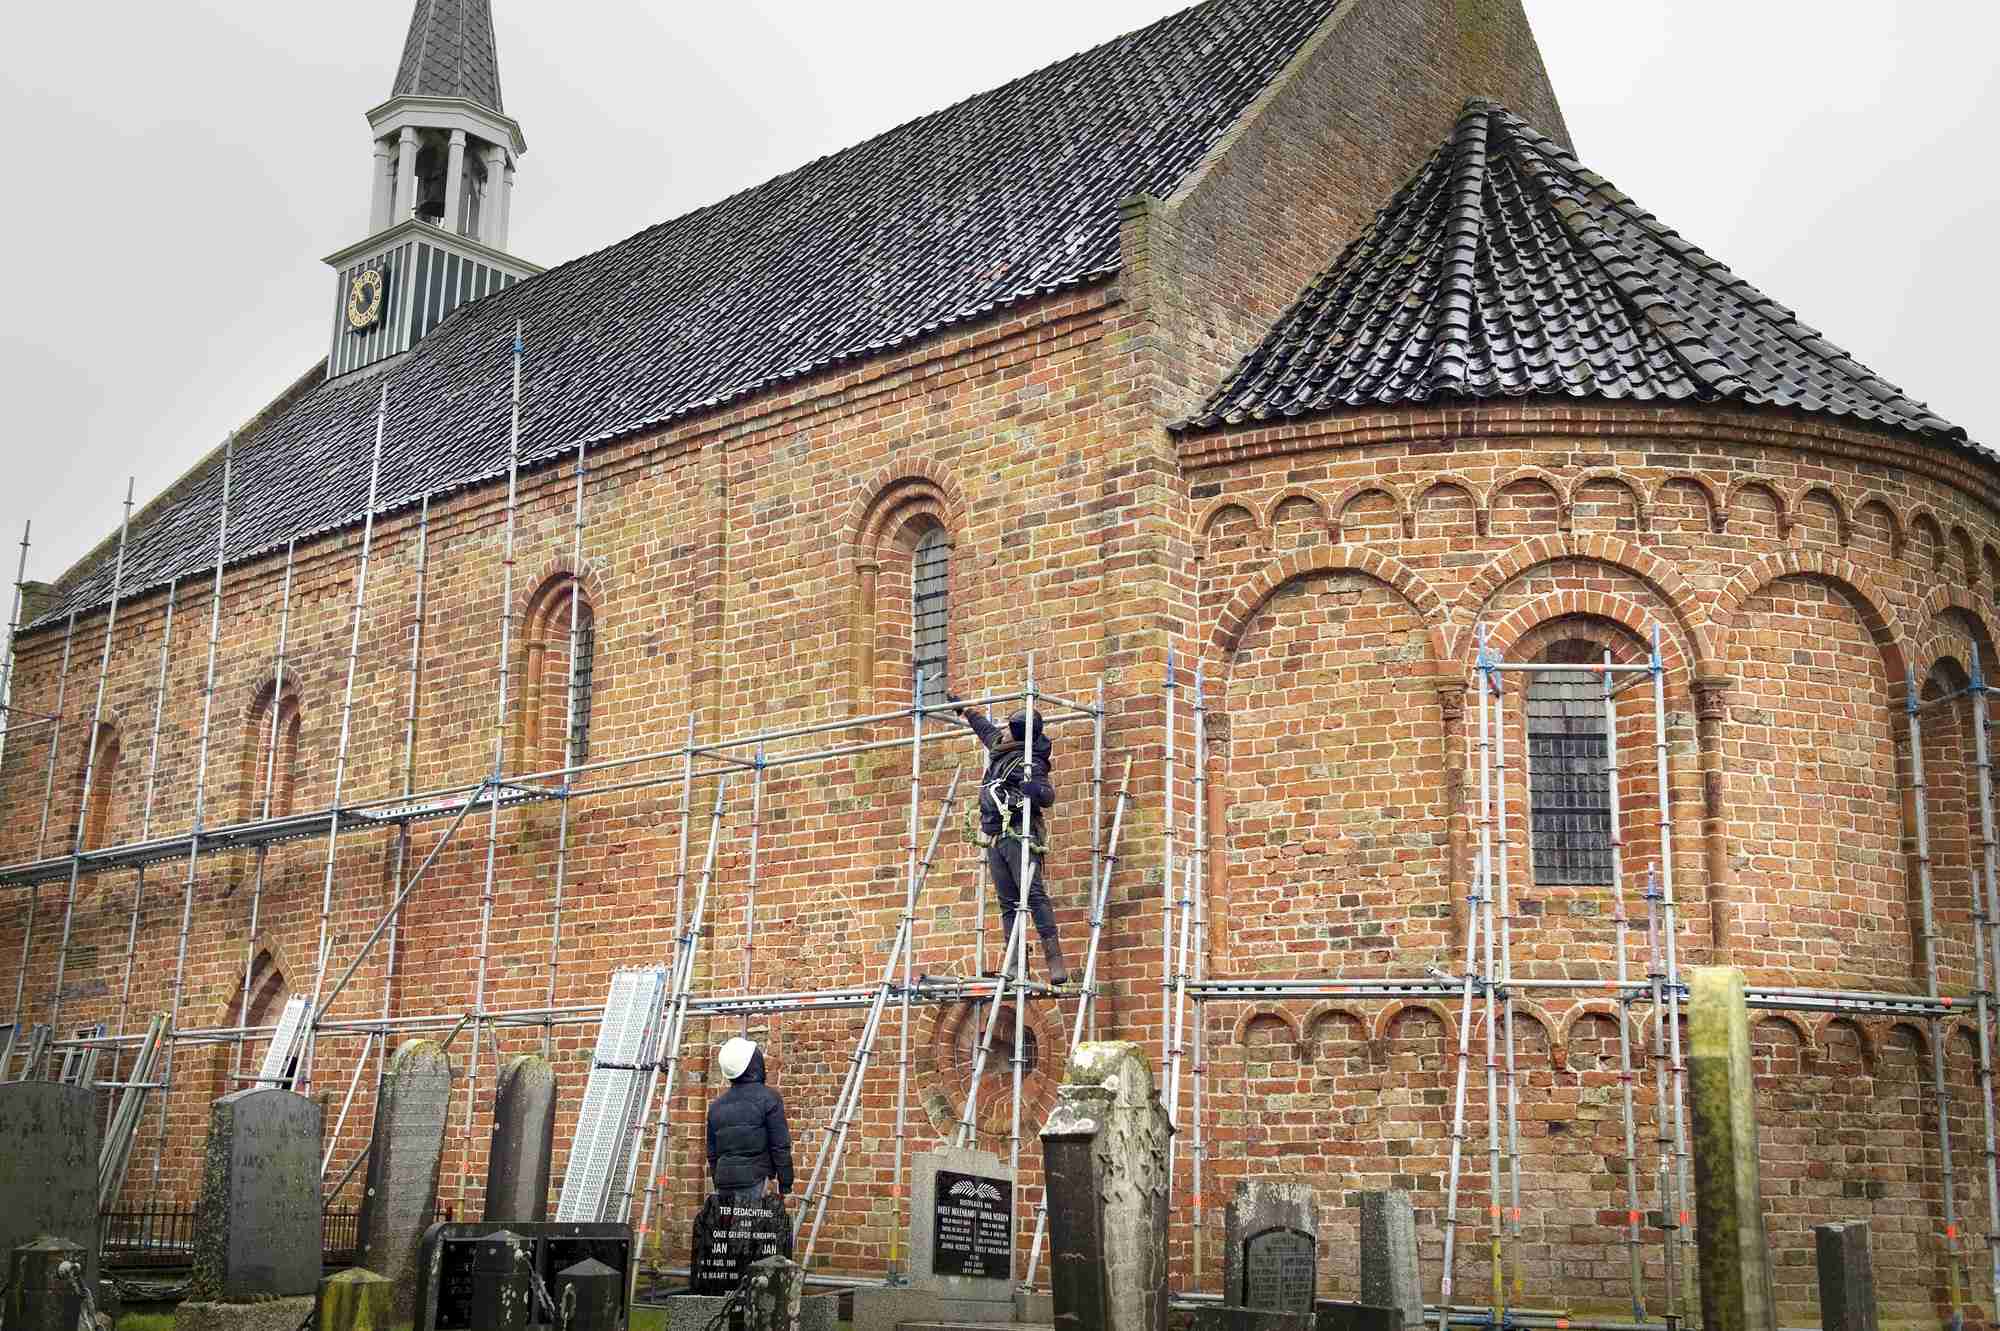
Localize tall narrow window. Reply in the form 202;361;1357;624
82;726;120;850
567;608;597;763
912;527;950;696
1527;652;1613;885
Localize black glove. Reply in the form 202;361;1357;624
946;691;966;714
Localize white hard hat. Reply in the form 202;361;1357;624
719;1036;757;1081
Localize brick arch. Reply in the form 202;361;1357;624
1558;1003;1637;1073
1372;998;1454;1046
1482;591;1692;681
1885;1018;1932;1059
1491;467;1571;530
1567;470;1650;533
1261;486;1331;533
1814;1015;1877;1072
1412;477;1489;535
1788;483;1852;545
1748;1010;1819;1063
1300;1003;1371;1056
1507;1000;1561;1071
1650;473;1724;532
1449;536;1714;668
1852;497;1905;557
1713;549;1909;686
845;460;968;567
1323;480;1407;540
1232;1005;1303;1050
1724;478;1791;535
1210;547;1449;671
1196;498;1261;542
1912;588;1998;683
516;554;611;629
1906;504;1946;569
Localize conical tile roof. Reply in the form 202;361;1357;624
392;0;504;113
1184;99;1967;448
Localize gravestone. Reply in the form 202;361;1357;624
1192;1308;1312;1331
1357;1190;1422;1327
0;1082;99;1295
412;1220;633;1331
469;1229;532;1331
743;1255;806;1331
1314;1302;1403;1331
486;1054;556;1223
1223;1179;1318;1315
179;1088;322;1331
691;1190;790;1294
850;1146;1016;1330
358;1038;453;1318
1040;1041;1173;1331
317;1268;393;1331
6;1236;87;1331
1814;1221;1877;1331
1687;967;1777;1331
552;1256;621;1331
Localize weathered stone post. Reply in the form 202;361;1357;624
485;1053;556;1222
5;1236;87;1331
1039;1040;1173;1331
743;1255;807;1331
1813;1220;1877;1331
316;1268;393;1331
1687;966;1776;1331
1358;1190;1423;1328
358;1038;453;1318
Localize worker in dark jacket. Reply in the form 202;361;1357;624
948;695;1069;985
705;1037;795;1200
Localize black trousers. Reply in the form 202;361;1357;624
988;837;1056;942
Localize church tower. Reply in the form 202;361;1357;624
323;0;542;379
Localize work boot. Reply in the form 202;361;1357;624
1038;930;1072;987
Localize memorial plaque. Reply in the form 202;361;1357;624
1241;1228;1315;1315
691;1192;791;1294
932;1169;1012;1279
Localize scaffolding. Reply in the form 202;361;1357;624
0;345;1111;1293
1173;624;2000;1329
3;334;1997;1320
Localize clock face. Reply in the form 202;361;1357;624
346;267;385;332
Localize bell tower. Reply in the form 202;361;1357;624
323;0;542;379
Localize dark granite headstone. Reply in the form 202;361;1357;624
552;1257;621;1331
485;1054;555;1223
412;1221;632;1331
1224;1179;1318;1315
191;1088;323;1299
1357;1191;1421;1328
1192;1308;1312;1331
469;1230;532;1331
0;1083;99;1295
1814;1221;1878;1331
359;1038;453;1317
1314;1301;1402;1331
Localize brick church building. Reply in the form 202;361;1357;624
3;0;1993;1318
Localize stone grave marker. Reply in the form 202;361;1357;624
850;1145;1015;1329
317;1268;393;1331
1040;1040;1173;1331
358;1038;453;1317
1814;1220;1877;1331
1191;1308;1312;1331
1223;1179;1318;1316
1688;967;1777;1331
1357;1190;1422;1327
485;1054;555;1223
188;1088;323;1308
0;1082;99;1296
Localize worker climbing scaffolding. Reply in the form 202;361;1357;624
948;690;1070;987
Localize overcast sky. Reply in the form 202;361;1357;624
2;1;1996;591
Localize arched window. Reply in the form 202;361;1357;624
241;683;304;821
912;526;951;698
520;577;599;771
1526;641;1613;885
81;724;121;850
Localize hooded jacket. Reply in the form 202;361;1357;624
705;1046;795;1194
965;709;1054;843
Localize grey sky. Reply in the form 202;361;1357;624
2;1;1995;591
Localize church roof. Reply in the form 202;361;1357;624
392;0;504;113
1180;99;1971;447
40;0;1337;626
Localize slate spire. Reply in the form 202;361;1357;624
392;0;504;113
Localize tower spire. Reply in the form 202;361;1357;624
393;0;504;115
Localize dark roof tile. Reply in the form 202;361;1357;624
393;0;504;112
1181;99;1972;450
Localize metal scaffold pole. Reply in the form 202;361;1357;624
548;424;593;1057
464;328;528;1204
157;435;236;1196
1604;652;1646;1320
1163;648;1178;1066
890;667;927;1280
1008;657;1038;1277
0;520;31;766
384;495;432;1088
1493;651;1524;1312
1191;665;1210;1289
235;539;297;1084
1971;647;2000;1314
1441;631;1490;1311
108;575;178;1127
1650;626;1695;1320
1909;665;1967;1331
300;385;390;1095
4;604;73;1074
1481;650;1503;1324
740;747;764;1037
46;479;136;1062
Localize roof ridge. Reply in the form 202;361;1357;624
1428;102;1492;397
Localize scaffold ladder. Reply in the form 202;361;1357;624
557;966;671;1222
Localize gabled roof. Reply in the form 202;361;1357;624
40;0;1337;628
393;0;504;113
1181;99;1970;448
